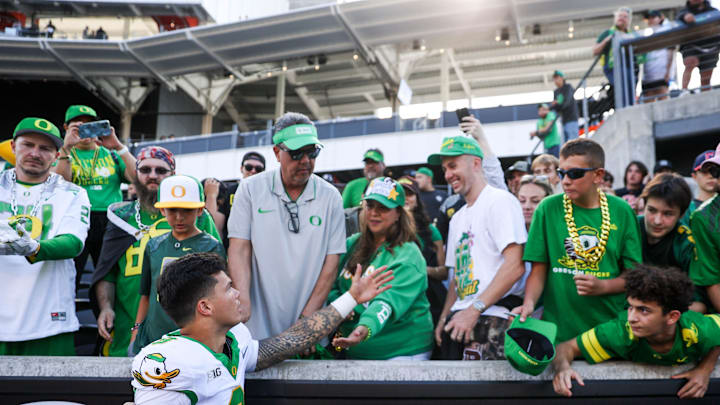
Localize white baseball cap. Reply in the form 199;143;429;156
155;175;205;209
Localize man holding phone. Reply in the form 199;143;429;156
54;105;137;288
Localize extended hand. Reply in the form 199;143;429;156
684;13;696;24
63;122;82;150
573;274;606;296
672;367;710;399
99;126;124;151
459;115;482;137
204;178;220;199
443;306;480;344
510;302;534;322
553;367;584;397
348;264;393;304
332;325;369;349
97;308;115;341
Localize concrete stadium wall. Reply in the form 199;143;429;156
0;357;719;404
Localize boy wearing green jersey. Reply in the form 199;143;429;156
552;265;720;399
130;175;225;354
515;139;642;343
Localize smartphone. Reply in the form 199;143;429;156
455;108;470;122
78;120;111;139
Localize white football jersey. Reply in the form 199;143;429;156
132;323;259;405
0;170;90;341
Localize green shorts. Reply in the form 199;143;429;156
0;332;75;356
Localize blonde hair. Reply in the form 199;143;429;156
531;154;560;171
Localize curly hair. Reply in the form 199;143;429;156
624;264;694;314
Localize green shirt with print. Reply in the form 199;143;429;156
101;203;220;357
577;311;720;365
523;193;642;343
537;111;561;149
70;146;127;211
690;195;720;287
342;177;368;209
328;233;433;359
133;231;225;352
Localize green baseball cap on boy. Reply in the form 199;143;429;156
427;136;484;165
272;124;323;150
417;167;433;179
13;117;64;150
505;316;557;376
155;175;206;209
65;105;97;123
363;149;384;163
363;177;405;209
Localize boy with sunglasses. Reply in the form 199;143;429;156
514;138;642;343
690;142;720;313
227;112;346;340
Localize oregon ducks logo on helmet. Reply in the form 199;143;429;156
34;119;53;131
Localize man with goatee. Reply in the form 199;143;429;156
89;146;219;356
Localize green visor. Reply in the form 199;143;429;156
65;105;97;123
273;124;322;150
504;316;557;376
363;177;405;209
427;136;484;165
13;117;63;150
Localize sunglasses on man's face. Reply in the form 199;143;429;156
278;144;321;161
556;167;597;180
701;164;720;179
138;166;171;175
243;163;264;173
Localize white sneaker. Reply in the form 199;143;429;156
678;89;691;97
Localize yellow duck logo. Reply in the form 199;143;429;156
682;324;699;348
132;353;180;389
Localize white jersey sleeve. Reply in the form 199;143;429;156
54;179;91;245
230;323;259;373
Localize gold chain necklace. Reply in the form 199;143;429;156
71;146;100;183
563;188;611;266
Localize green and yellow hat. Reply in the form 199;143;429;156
155;175;206;209
505;316;557;376
363;177;405;209
417;167;433;179
272;124;322;150
65;105;97;123
427;136;484;165
363;149;384;163
13;117;63;150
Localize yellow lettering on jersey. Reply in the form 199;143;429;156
124;227;170;277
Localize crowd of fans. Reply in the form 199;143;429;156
1;2;720;402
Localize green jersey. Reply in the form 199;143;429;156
134;232;225;352
342;177;368;209
690;195;720;287
417;223;442;251
523;193;642;343
328;233;433;359
70;146;127;211
101;203;220;357
578;311;720;365
681;199;704;227
537;111;561;149
638;216;696;274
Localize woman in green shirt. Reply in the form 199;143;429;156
330;177;433;360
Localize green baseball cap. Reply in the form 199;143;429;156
13;117;63;150
505;316;557;376
272;124;322;150
363;149;384;163
427;136;484;165
417;167;433;179
65;105;97;123
363;177;405;208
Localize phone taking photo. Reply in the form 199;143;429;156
455;108;470;122
78;120;111;139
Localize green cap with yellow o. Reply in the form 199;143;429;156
65;105;97;123
13;117;63;150
427;136;484;165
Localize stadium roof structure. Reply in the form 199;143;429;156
0;0;681;131
0;0;213;22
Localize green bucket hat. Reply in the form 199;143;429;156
363;177;405;208
417;167;433;179
427;136;484;165
65;105;97;123
363;149;384;163
505;316;557;376
13;117;63;150
272;124;323;150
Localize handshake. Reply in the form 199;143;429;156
0;219;40;257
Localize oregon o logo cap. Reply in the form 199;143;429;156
504;316;557;376
155;175;205;209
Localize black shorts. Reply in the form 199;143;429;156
642;79;669;91
681;38;720;72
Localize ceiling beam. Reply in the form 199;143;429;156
446;49;471;100
286;71;328;120
223;100;251;132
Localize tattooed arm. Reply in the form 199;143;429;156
255;265;393;370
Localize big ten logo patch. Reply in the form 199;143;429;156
207;367;222;382
377;302;392;325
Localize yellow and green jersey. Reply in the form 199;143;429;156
70;146;128;211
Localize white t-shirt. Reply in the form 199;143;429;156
133;323;259;405
0;171;90;341
643;19;676;83
445;185;528;318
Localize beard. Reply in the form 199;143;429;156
133;177;160;214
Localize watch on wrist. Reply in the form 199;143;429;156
472;299;486;313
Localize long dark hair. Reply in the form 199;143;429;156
346;204;416;275
409;195;435;263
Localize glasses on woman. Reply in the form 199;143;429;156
243;163;264;173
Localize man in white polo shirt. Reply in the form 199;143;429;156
227;112;346;339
